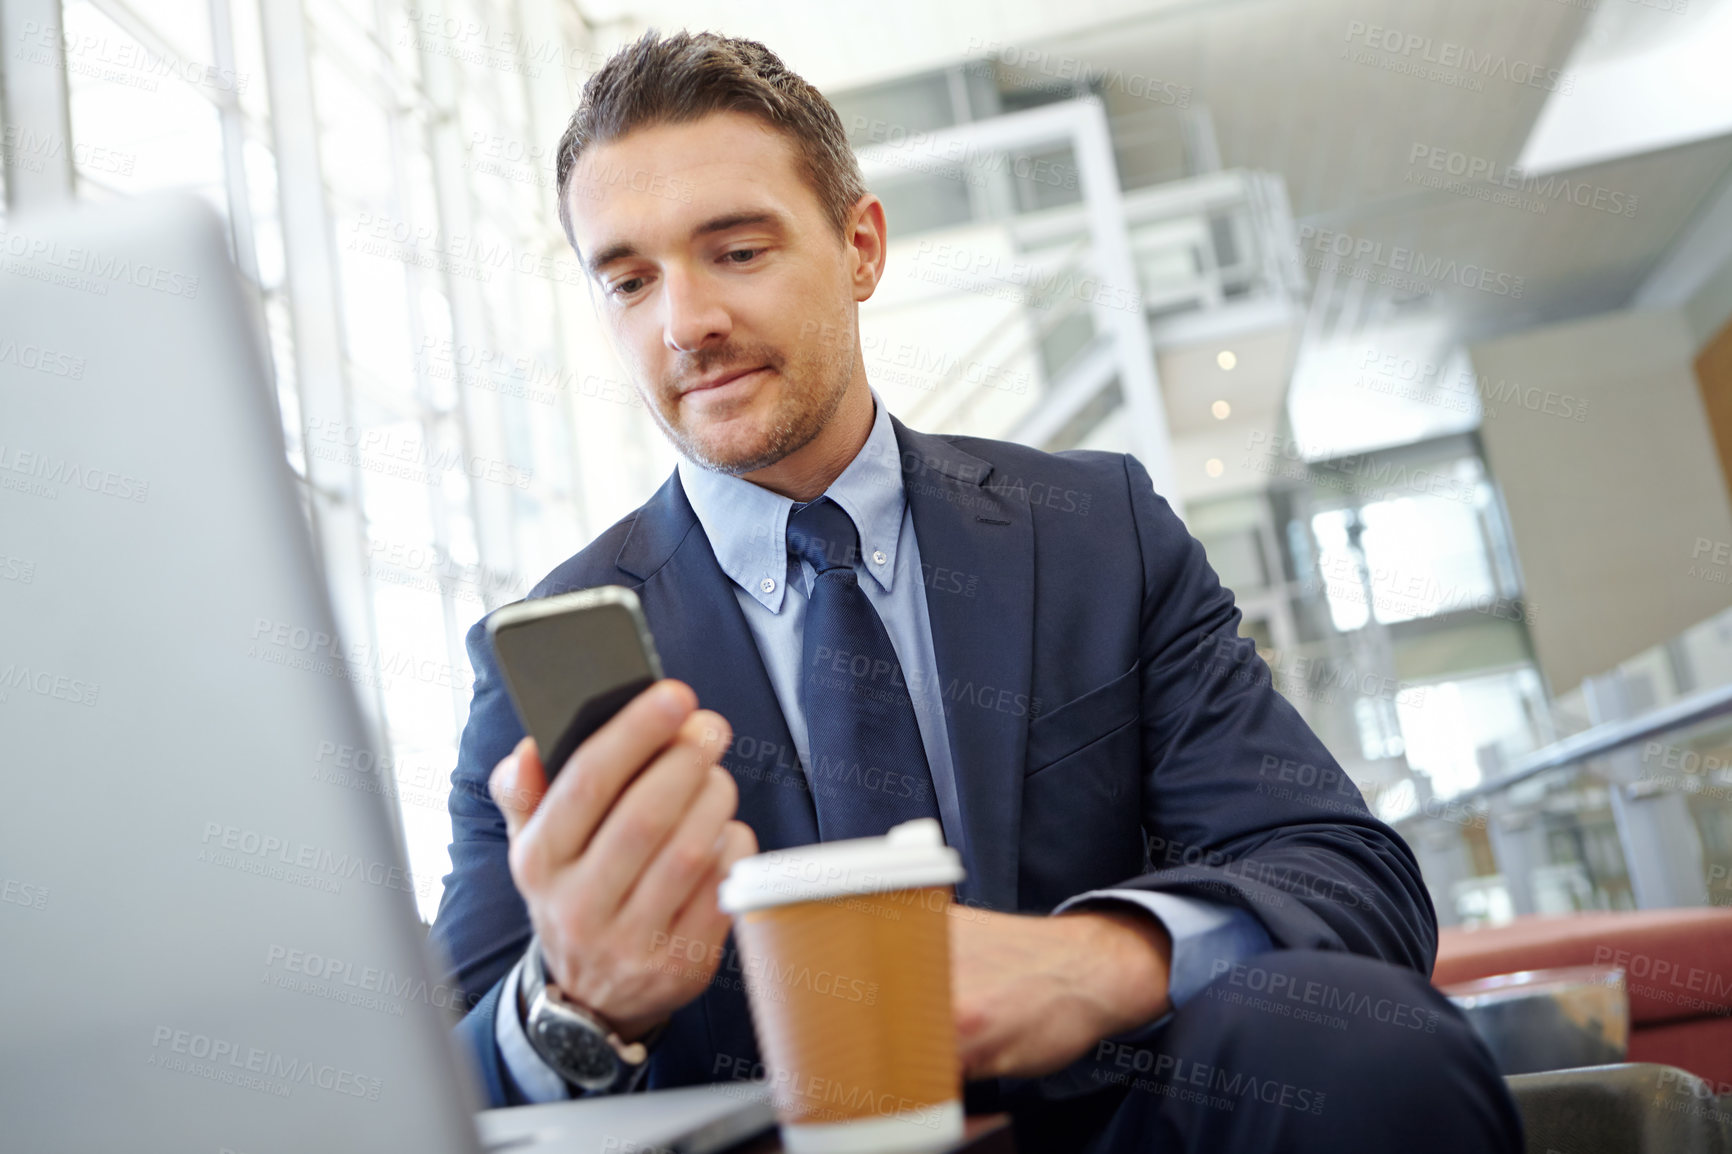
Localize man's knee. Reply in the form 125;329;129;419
1077;949;1522;1153
1182;947;1521;1140
1189;949;1479;1069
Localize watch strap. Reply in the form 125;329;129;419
518;934;663;1092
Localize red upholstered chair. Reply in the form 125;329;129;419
1433;909;1732;1091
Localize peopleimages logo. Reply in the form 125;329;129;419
263;944;476;1014
148;1025;382;1101
1;126;135;179
0;661;100;707
963;38;1191;106
1407;144;1638;219
17;19;250;95
0;226;201;298
1296;225;1526;299
0;443;150;503
198;820;427;899
0;338;86;379
1354;346;1590;424
1342;22;1575;94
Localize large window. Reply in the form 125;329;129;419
34;0;672;920
1308;459;1507;633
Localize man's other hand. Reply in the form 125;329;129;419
488;679;759;1042
949;903;1174;1080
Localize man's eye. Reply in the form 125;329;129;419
610;277;645;297
723;249;759;264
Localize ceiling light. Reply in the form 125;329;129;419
1217;350;1237;371
1211;400;1232;420
1204;458;1224;478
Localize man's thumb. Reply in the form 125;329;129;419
489;736;546;838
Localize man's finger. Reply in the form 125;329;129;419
525;679;698;867
663;820;756;962
614;766;739;936
564;710;732;920
716;818;758;873
489;736;545;841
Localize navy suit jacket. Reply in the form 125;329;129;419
428;414;1436;1110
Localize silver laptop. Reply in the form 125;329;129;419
0;192;768;1153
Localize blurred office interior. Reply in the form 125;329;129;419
8;0;1732;933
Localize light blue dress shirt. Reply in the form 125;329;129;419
498;386;1271;1101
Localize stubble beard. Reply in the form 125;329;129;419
649;337;854;477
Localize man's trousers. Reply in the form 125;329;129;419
985;949;1525;1154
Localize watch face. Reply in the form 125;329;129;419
535;1014;618;1086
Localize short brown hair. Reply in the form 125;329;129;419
554;30;867;254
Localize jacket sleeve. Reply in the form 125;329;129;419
1109;452;1437;976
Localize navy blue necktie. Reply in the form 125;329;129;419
786;497;942;840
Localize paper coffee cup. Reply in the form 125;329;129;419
718;818;966;1154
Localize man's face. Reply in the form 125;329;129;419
566;111;872;475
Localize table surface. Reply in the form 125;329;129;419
733;1113;1015;1153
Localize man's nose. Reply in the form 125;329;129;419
661;266;731;353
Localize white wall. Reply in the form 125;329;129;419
1469;307;1732;695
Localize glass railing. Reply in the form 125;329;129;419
1397;605;1732;927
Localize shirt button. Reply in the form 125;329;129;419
872;550;888;565
760;577;776;594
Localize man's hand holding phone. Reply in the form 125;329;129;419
487;679;759;1043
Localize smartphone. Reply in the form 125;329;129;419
486;586;665;783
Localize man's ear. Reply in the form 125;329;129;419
846;193;888;303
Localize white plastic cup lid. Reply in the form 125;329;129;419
717;818;965;914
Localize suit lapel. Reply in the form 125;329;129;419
613;473;821;853
892;416;1035;912
614;420;1037;912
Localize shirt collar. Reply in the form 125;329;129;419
677;385;906;612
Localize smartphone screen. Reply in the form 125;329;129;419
486;587;664;783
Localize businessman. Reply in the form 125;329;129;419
430;29;1523;1153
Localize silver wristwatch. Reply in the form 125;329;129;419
518;934;661;1092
